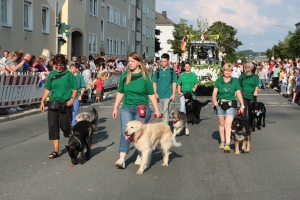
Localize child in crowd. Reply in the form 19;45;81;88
280;68;287;96
93;74;104;102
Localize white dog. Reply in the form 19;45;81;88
124;120;181;175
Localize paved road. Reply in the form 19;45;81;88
1;89;300;200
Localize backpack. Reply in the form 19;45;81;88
156;67;174;83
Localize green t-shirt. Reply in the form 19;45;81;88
74;73;86;99
152;66;177;99
214;77;241;100
177;72;198;93
44;70;78;102
238;73;260;100
117;71;154;106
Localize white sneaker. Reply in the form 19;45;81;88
8;108;17;113
115;158;125;169
135;155;142;166
15;106;23;111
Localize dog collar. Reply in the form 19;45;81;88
173;120;179;124
253;109;263;116
130;133;143;143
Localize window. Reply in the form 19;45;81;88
142;3;145;13
107;38;113;54
1;0;12;26
121;12;126;28
142;24;145;35
90;0;98;17
89;34;97;53
42;5;50;34
107;4;114;23
131;18;135;31
100;19;104;41
147;6;150;18
128;30;130;44
131;42;135;52
121;41;126;55
24;1;33;31
131;0;136;6
115;39;120;55
115;9;120;25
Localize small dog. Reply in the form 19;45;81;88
76;107;99;132
169;110;189;136
231;118;251;155
249;102;266;132
124;120;181;175
183;92;211;124
66;121;94;164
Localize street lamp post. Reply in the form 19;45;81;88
259;34;274;58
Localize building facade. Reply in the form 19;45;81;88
0;0;155;60
155;11;177;62
295;22;300;30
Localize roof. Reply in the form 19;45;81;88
155;11;174;26
295;22;300;26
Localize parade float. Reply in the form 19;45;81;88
180;34;223;95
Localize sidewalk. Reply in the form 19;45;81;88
0;90;117;123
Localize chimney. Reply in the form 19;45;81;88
162;11;167;18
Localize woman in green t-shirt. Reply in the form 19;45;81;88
177;62;199;113
112;52;161;169
238;62;259;121
40;54;78;159
212;64;245;153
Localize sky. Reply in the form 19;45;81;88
156;0;300;53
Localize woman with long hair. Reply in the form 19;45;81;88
112;52;161;169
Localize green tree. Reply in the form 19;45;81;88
167;19;195;54
206;21;242;54
289;29;300;58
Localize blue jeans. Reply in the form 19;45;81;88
179;93;195;113
259;79;266;90
281;82;287;93
71;99;79;127
119;106;151;154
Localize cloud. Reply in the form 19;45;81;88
263;0;281;4
156;0;276;35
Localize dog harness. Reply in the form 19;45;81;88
71;134;82;149
234;128;247;142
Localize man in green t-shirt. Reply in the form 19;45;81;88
152;53;177;124
177;62;199;113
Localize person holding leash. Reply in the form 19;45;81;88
238;62;259;121
212;63;245;152
152;53;177;124
40;54;78;159
177;62;198;113
112;52;161;169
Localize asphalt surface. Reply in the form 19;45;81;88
1;89;300;200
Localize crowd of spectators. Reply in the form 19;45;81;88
230;58;300;104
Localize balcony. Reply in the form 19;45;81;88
137;8;141;19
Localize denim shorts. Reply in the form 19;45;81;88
215;106;236;117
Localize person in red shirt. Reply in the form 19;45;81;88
94;74;104;102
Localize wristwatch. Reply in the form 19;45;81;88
240;105;245;108
155;108;160;111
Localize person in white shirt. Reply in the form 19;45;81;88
231;63;241;80
88;55;97;71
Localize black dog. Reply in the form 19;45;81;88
183;92;211;124
66;121;94;165
231;118;251;155
249;102;266;132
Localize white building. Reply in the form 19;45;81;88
0;0;156;60
155;11;177;62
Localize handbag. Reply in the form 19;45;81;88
49;101;61;111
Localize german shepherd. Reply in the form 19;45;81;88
231;118;251;155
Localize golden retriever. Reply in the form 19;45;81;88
124;120;182;175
